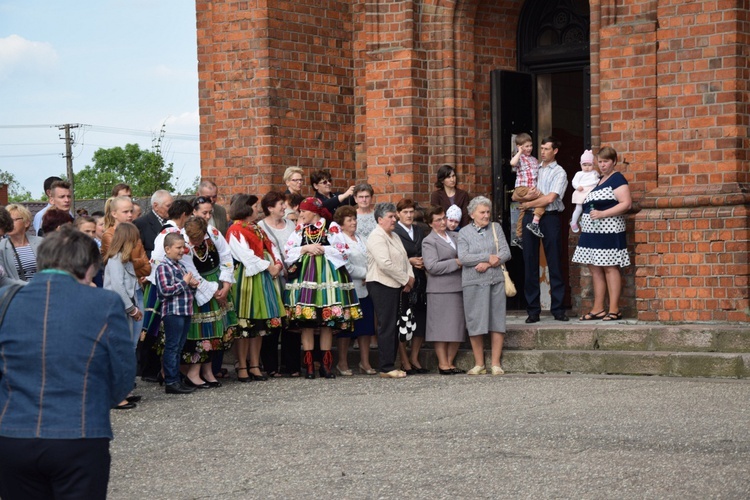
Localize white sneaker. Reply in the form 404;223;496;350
570;221;580;233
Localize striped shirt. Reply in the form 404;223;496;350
14;245;37;281
155;258;194;317
537;160;569;213
514;154;539;188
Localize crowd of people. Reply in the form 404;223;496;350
0;143;632;498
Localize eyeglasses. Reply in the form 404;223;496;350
11;217;24;222
318;179;331;185
289;178;304;183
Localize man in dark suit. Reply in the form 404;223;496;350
134;189;174;258
197;179;228;235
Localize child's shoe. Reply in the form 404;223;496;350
526;222;544;238
570;221;580;233
511;237;523;250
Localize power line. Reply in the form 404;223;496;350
0;153;61;158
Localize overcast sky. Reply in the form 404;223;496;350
0;0;199;199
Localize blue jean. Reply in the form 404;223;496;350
162;314;190;385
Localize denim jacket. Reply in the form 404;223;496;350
0;271;135;439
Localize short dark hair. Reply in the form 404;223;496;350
42;208;74;235
285;192;303;210
333;205;357;226
49;180;71;194
354;183;374;197
261;191;286;216
597;146;618;165
167;199;193;220
425;205;446;225
163;232;184;249
37;225;101;279
310;169;332;189
396;198;416;212
43;176;62;192
0;207;14;234
229;194;259;221
435;165;457;189
111;183;131;197
541;136;561;150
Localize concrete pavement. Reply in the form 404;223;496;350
109;373;750;499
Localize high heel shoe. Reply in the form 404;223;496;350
235;367;251;383
336;366;353;376
248;366;268;381
358;363;377;375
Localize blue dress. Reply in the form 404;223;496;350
572;172;630;268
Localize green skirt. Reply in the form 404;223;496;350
233;259;286;338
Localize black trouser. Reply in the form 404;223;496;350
367;281;401;372
280;328;301;374
0;436;110;500
522;210;566;316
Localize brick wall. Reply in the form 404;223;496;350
197;0;749;322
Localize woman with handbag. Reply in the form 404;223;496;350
392;198;429;374
422;206;466;375
365;202;414;379
457;196;512;376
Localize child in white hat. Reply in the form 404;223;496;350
446;205;462;233
570;149;600;233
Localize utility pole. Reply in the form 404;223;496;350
57;123;79;209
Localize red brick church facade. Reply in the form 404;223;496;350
196;0;749;323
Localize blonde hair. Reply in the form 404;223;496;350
283;167;304;183
5;204;31;227
103;196;133;229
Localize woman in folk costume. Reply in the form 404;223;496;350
225;194;286;382
180;215;237;388
283;197;362;379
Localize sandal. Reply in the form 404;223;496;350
580;310;606;321
601;312;622;321
214;368;230;379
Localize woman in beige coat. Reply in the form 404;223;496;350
365;202;414;379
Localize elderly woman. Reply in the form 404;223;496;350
573;146;632;321
311;168;355;213
393;198;429;374
430;165;471;227
226;194;286;382
422;206;466;374
284;197;361;379
0;204;43;282
366;202;415;379
457;196;511;375
0;226;134;500
329;205;376;375
354;183;377;240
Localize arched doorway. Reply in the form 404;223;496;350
491;0;590;310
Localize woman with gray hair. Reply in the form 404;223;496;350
366;202;414;378
457;196;511;375
354;183;377;240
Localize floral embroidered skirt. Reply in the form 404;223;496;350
284;253;361;330
182;268;237;364
233;259;286;338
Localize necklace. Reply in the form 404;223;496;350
304;224;325;245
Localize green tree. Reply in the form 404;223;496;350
74;143;175;199
0;170;33;202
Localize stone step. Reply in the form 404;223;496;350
503;322;750;353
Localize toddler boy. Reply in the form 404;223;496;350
510;133;545;249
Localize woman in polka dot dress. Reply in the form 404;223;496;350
572;146;632;321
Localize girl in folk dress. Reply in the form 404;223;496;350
284;197;362;379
